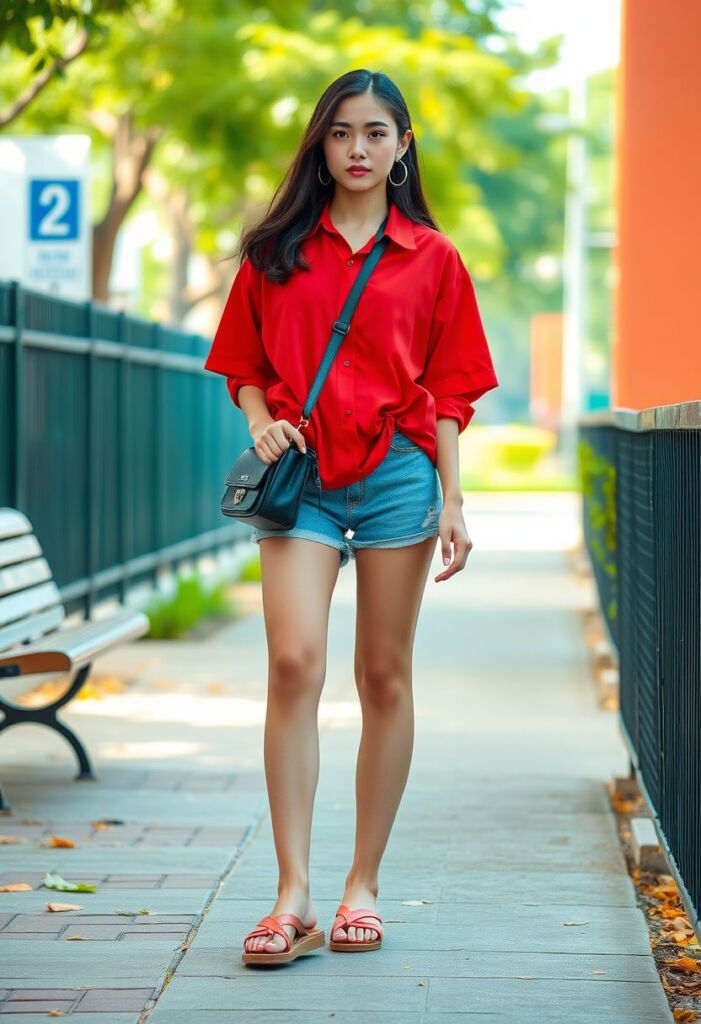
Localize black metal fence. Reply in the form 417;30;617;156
0;280;251;617
578;404;701;939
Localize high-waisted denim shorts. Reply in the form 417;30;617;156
250;428;443;568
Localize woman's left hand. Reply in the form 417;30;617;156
434;501;473;582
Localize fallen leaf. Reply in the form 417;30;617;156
48;1012;66;1018
92;819;125;830
672;1010;698;1022
591;970;606;975
64;935;89;941
43;872;97;893
0;882;33;892
47;902;82;912
46;836;77;848
667;957;701;974
113;908;150;916
0;835;26;844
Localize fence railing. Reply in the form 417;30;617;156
0;280;250;618
578;401;701;939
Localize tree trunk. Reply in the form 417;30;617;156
92;112;160;302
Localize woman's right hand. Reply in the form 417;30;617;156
251;419;307;464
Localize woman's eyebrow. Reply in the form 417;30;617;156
330;120;390;128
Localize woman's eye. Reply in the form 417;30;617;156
331;130;386;139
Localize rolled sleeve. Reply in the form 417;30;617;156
203;257;277;408
419;246;499;432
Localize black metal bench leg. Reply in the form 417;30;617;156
0;663;98;810
49;716;97;780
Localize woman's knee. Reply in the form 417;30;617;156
269;645;325;702
355;659;410;709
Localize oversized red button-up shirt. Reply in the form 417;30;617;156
204;198;499;489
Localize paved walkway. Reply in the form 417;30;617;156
0;493;673;1022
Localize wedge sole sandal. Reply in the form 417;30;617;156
242;912;325;965
328;903;383;952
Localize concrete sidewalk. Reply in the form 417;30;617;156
0;493;673;1022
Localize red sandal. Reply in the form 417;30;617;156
328;903;383;952
242;912;325;964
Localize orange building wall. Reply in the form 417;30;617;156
530;312;563;431
612;0;701;409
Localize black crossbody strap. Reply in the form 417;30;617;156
300;213;390;420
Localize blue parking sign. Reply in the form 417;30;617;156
29;179;80;242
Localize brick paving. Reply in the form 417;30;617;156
0;914;195;941
0;986;156;1014
1;823;246;846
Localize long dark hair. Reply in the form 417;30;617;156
237;69;438;284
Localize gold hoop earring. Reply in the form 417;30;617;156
317;162;331;186
388;159;408;186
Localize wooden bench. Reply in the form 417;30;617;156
0;508;150;812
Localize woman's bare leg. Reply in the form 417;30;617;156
331;536;437;944
244;536;340;953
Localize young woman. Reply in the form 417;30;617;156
204;68;499;964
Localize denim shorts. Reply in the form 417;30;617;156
250;429;443;568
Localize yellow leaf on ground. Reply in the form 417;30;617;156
0;835;26;844
47;836;77;848
667;957;701;973
47;902;82;912
0;882;33;892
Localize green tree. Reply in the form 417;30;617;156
0;0;136;127
1;0;566;335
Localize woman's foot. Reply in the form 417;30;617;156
243;889;318;955
331;880;380;944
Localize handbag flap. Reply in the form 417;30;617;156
225;446;269;487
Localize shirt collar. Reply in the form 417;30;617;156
308;199;417;251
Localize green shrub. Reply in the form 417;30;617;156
143;573;234;639
459;424;564;488
239;550;262;582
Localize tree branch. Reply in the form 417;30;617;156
0;29;90;129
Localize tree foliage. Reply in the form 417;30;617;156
0;0;574;393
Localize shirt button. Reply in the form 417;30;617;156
347;258;354;266
343;359;350;366
345;408;352;415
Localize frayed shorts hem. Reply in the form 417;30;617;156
252;525;439;570
351;528;439;550
252;527;350;565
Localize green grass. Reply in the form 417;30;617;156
458;424;578;491
143;573;236;640
238;550;262;581
459;470;578;491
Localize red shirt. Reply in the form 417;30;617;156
204;198;499;489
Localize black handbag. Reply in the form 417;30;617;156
220;213;390;530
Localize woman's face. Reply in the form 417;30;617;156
322;92;412;192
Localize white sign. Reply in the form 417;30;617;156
0;135;91;300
